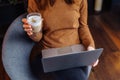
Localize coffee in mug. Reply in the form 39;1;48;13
27;13;43;33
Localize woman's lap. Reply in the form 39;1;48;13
29;44;91;80
30;54;91;80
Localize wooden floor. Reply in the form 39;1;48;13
88;8;120;80
0;7;120;80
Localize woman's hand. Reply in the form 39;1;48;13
87;46;99;67
92;59;99;67
22;18;33;36
87;46;95;51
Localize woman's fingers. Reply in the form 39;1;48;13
23;24;32;29
22;18;28;24
22;18;33;36
92;59;99;67
24;28;32;32
23;24;32;32
25;28;33;36
23;23;33;35
87;46;95;51
27;31;33;36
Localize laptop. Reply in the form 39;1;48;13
41;44;103;73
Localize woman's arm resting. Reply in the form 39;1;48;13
78;0;95;49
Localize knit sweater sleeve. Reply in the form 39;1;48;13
27;0;40;13
78;0;95;48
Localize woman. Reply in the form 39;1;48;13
22;0;98;80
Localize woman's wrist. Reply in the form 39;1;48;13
29;31;43;42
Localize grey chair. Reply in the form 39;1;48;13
2;13;38;80
2;13;92;80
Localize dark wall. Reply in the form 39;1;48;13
102;0;112;11
112;0;120;5
88;0;94;15
0;2;26;26
88;0;113;14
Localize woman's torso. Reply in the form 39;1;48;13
39;0;82;49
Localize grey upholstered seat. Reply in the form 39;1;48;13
2;13;38;80
2;13;92;80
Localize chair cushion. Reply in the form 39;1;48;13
2;13;38;80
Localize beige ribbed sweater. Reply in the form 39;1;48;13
27;0;95;50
